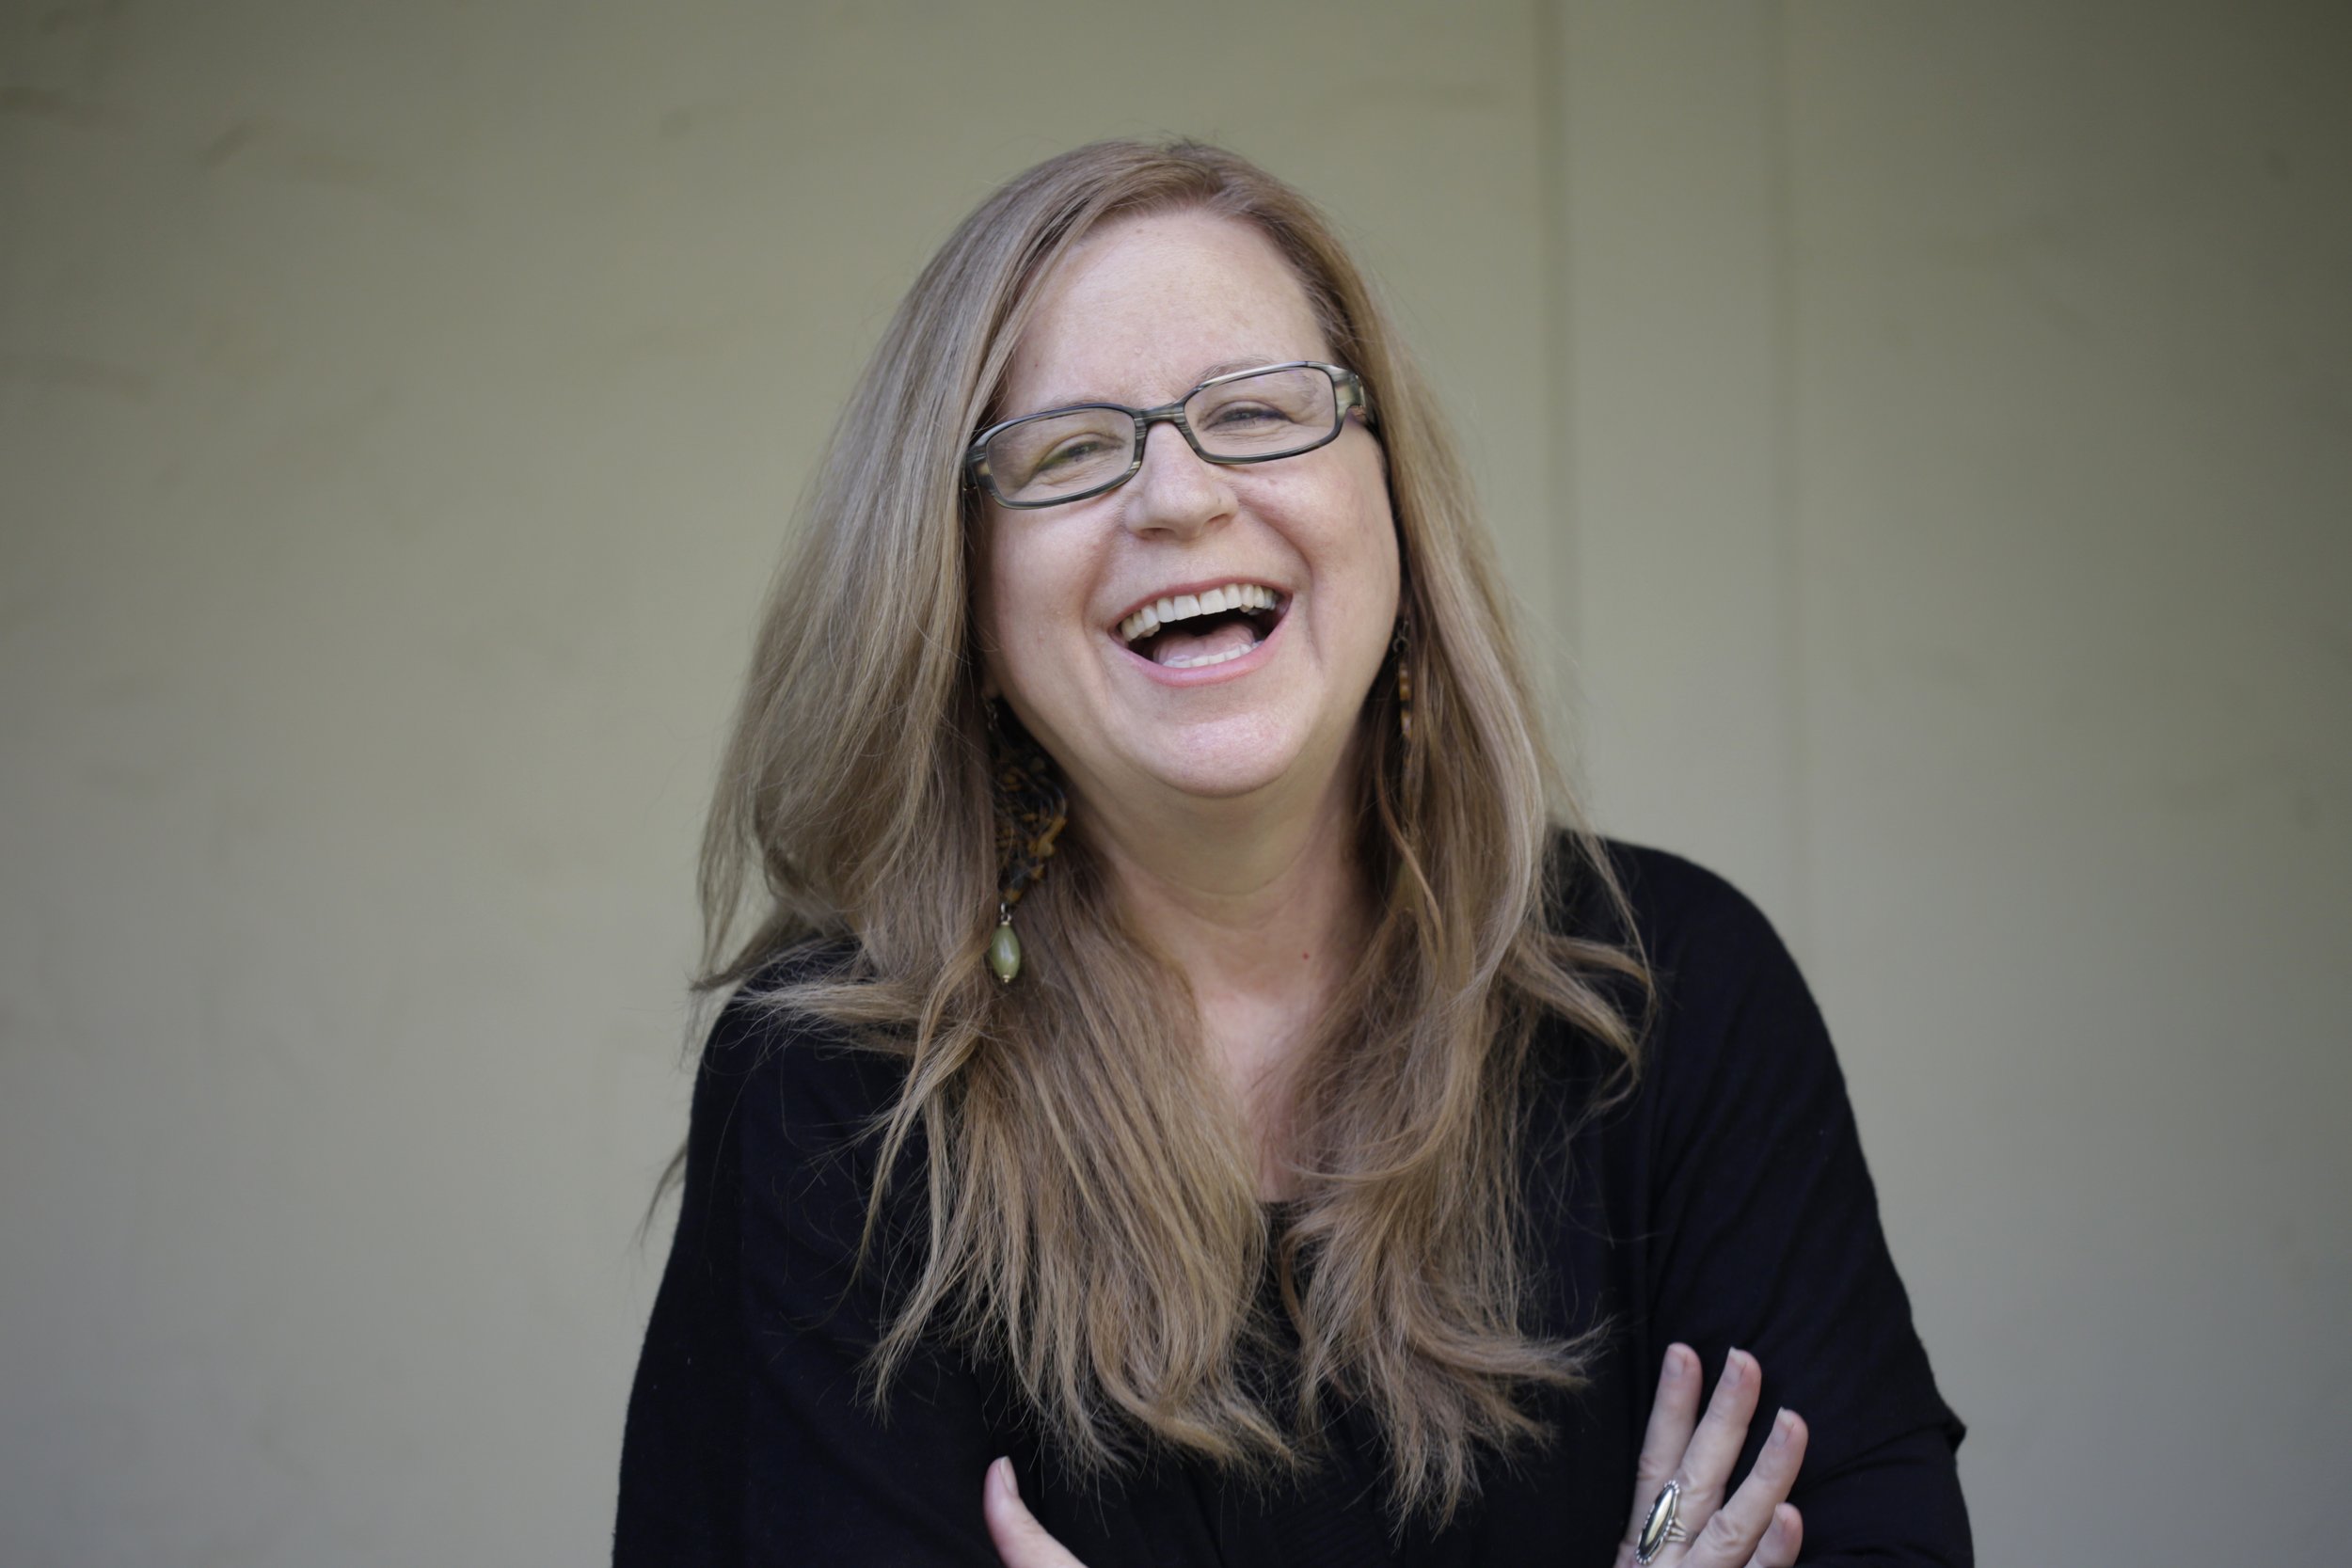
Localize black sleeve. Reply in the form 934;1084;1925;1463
1627;851;1972;1567
612;978;1010;1567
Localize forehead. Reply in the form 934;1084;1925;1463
1000;209;1333;413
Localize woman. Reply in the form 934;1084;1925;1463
615;140;1968;1567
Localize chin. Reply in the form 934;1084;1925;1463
1147;755;1294;801
1124;712;1330;802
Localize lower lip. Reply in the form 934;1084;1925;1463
1111;609;1288;687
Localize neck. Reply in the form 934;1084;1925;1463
1079;751;1369;1007
1073;736;1373;1198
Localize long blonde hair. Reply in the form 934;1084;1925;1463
691;139;1648;1526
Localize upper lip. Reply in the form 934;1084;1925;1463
1106;576;1289;636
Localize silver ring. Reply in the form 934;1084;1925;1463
1634;1478;1690;1564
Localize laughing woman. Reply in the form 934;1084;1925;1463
614;141;1970;1567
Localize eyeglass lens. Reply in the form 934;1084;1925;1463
983;365;1342;506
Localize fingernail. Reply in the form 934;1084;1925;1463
1723;1349;1744;1386
1768;1409;1791;1448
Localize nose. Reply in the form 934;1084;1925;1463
1120;420;1234;539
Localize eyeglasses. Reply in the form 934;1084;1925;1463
965;360;1376;510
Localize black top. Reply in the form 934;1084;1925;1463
614;843;1970;1565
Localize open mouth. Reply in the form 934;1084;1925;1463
1115;581;1287;670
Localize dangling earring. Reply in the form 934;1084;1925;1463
985;697;1066;984
1392;610;1414;743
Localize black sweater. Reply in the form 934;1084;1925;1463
614;843;1970;1565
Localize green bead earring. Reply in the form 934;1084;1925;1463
988;902;1024;985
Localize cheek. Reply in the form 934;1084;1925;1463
972;515;1028;692
977;515;1094;689
1325;485;1403;689
1315;467;1402;626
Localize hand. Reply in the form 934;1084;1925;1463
1614;1345;1808;1568
983;1455;1089;1568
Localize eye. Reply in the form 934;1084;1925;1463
1031;434;1116;476
1202;401;1286;430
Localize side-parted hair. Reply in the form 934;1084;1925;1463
690;139;1649;1527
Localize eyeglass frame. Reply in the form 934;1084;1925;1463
964;359;1377;510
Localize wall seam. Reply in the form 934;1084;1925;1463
1533;0;1582;784
1767;0;1814;958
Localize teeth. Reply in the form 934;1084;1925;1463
1163;641;1254;670
1117;581;1281;642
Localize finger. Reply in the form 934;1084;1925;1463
1627;1343;1703;1526
1677;1347;1764;1507
1745;1503;1804;1568
982;1457;1088;1568
1688;1409;1806;1567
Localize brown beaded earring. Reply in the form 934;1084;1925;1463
1392;610;1414;742
985;698;1066;984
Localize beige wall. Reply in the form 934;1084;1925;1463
2;3;2343;1562
1562;7;2352;1562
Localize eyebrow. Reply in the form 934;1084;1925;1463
1028;356;1295;414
